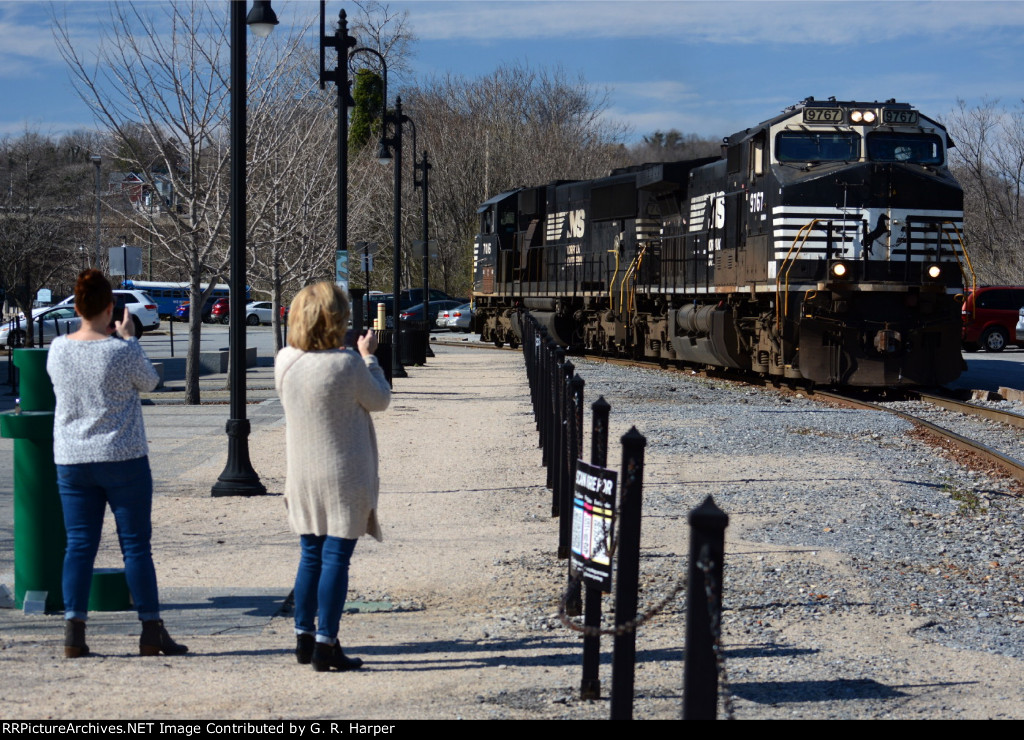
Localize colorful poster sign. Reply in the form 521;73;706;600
571;460;617;591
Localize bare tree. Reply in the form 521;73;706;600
247;88;337;350
55;1;318;401
946;98;1024;283
629;129;721;164
348;0;416;85
385;63;630;298
0;132;91;346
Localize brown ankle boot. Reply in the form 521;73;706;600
64;619;89;658
139;620;188;656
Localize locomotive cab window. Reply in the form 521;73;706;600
867;132;943;165
775;131;860;163
499;207;517;234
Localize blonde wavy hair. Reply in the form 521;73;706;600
287;282;351;351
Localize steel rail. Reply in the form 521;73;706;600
812;390;1024;486
913;392;1024;431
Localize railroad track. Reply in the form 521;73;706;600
912;391;1024;431
811;389;1024;487
431;335;1024;485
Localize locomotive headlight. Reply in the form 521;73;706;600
927;264;942;279
831;262;848;278
850;110;877;124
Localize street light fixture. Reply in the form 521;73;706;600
246;0;279;38
212;0;276;498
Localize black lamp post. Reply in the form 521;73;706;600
407;120;431;346
212;0;277;498
90;154;101;269
352;46;406;378
375;96;410;378
319;2;357;295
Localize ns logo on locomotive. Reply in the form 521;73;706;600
472;98;972;387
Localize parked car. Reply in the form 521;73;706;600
244;301;287;326
1017;306;1024;344
210;297;230;324
435;306;455;331
57;289;160;336
398;299;464;326
446;303;474;333
1;305;82;347
174;298;215;323
961;285;1024;352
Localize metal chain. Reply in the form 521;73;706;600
697;544;735;720
557;568;688;637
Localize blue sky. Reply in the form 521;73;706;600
2;0;1024;143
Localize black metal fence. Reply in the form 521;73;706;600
520;309;731;719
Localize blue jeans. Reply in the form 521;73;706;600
294;535;357;643
57;457;160;622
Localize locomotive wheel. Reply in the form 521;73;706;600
980;327;1008;352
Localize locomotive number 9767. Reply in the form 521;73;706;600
473;97;972;388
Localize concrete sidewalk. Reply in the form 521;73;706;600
0;342;591;720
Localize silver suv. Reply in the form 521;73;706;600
57;289;160;336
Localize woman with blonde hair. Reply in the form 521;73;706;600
275;282;390;671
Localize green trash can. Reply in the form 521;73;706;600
1;348;130;613
1;348;64;612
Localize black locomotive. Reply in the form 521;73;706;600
473;97;972;387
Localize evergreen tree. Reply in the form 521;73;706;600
349;68;384;151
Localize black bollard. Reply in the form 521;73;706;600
549;345;565;509
538;327;549;455
581;396;610;700
558;359;575;558
563;372;583;614
683;495;729;720
610;427;647;720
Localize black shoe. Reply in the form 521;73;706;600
296;633;315;664
311;641;363;672
139;620;188;656
65;619;90;658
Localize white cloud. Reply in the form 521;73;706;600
610;79;697;103
403;0;1024;45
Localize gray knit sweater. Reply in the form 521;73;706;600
46;335;160;465
275;347;391;540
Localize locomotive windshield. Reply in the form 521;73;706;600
867;132;943;165
775;131;860;163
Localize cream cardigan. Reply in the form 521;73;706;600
275;346;391;540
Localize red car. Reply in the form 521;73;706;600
961;286;1024;352
211;297;230;324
